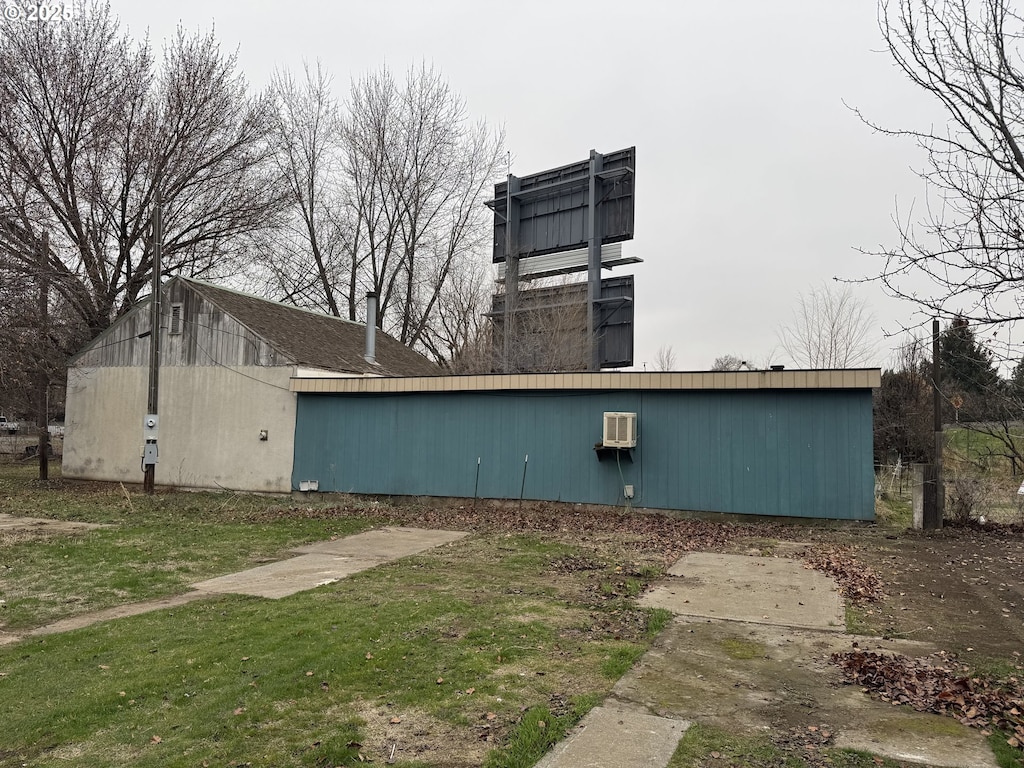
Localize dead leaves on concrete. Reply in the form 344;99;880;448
800;547;884;605
832;648;1024;747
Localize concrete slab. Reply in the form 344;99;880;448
192;554;385;599
533;703;689;768
615;618;997;768
640;552;845;631
193;527;470;599
290;526;469;558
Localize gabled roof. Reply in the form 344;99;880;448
179;278;441;377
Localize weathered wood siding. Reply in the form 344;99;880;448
72;282;290;368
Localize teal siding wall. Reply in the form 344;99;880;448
293;388;875;520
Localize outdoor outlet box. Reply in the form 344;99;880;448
143;442;158;465
623;484;634;499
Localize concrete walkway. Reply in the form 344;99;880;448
0;520;1002;766
192;527;469;599
540;551;997;768
0;526;469;644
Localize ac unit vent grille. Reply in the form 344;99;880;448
602;412;637;448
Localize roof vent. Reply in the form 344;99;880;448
365;292;378;365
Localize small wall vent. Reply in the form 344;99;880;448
602;412;637;448
169;303;183;335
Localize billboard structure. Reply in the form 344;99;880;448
486;147;638;371
489;275;635;372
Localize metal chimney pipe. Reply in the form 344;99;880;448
364;292;377;365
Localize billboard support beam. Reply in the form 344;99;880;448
587;150;603;372
502;173;520;372
487;147;635;371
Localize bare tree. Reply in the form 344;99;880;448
341;64;504;353
777;283;878;368
863;0;1024;355
653;344;677;371
0;3;284;340
711;354;748;371
262;62;351;317
264;61;505;363
448;275;597;374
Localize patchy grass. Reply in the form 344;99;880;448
667;723;917;767
482;694;599;768
875;493;913;529
0;466;670;767
0;467;377;630
946;426;1020;469
1;464;1014;767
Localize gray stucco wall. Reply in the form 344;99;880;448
63;366;296;493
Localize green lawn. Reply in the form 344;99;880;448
0;464;999;768
0;466;667;767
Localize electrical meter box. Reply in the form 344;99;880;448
142;414;159;466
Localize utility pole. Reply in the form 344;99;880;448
37;231;48;481
143;189;162;494
926;318;944;529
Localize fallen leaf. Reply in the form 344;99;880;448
485;712;496;721
436;677;444;684
150;735;162;744
465;687;475;695
305;671;314;676
365;652;374;660
98;665;110;670
390;716;401;724
234;707;245;715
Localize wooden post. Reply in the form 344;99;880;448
37;231;49;481
925;318;944;529
144;190;162;494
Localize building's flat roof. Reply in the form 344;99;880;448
289;369;882;394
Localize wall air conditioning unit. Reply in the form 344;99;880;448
602;412;637;448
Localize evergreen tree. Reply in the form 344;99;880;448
1011;357;1024;398
939;318;1000;396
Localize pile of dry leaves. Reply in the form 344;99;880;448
801;547;883;605
832;649;1024;747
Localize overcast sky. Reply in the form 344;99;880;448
110;0;947;371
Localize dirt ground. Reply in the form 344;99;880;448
356;498;1024;664
829;525;1024;660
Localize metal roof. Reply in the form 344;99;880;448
290;368;881;394
180;279;441;377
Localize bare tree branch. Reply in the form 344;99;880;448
861;0;1024;363
777;283;879;367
